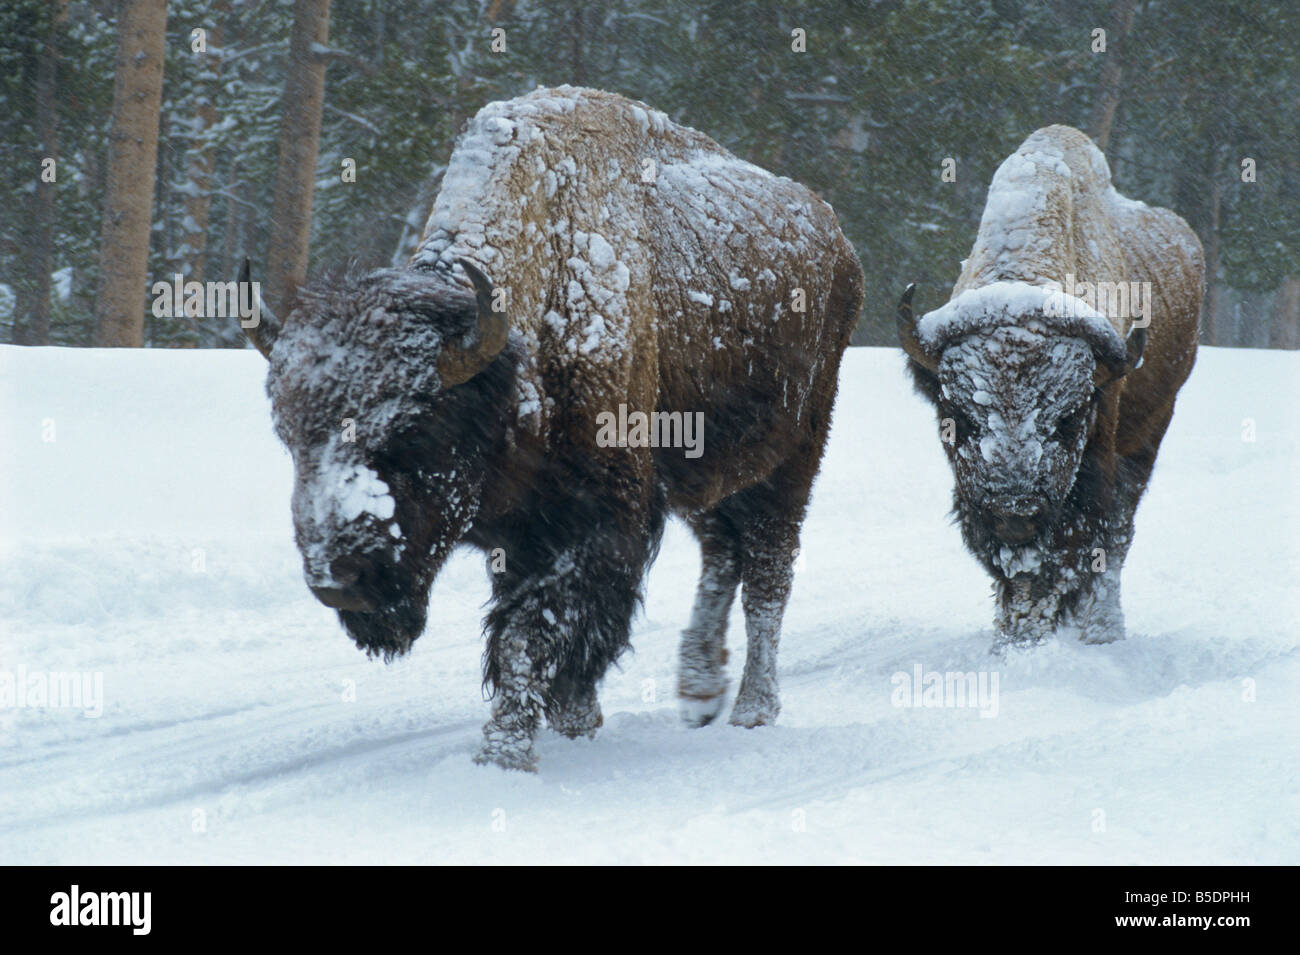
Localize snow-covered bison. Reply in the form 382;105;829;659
898;125;1201;646
242;87;863;770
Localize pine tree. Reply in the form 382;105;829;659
265;0;332;318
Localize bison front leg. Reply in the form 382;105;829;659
546;682;603;739
475;624;548;772
474;662;602;769
1072;426;1170;644
1074;557;1125;644
678;512;742;726
475;513;658;771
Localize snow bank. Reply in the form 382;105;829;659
1;343;1297;863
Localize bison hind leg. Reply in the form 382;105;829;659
729;552;792;730
678;510;742;726
726;488;807;729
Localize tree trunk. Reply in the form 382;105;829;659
93;0;168;347
154;107;171;346
177;0;230;288
1270;277;1300;350
264;0;331;317
220;156;243;285
1087;0;1135;153
1173;142;1225;347
24;0;66;346
1201;177;1221;345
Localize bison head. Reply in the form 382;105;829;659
897;283;1143;577
239;259;510;658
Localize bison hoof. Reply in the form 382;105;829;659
728;693;780;728
548;702;603;740
473;743;539;773
992;631;1046;653
474;723;539;773
678;690;728;728
1079;626;1124;645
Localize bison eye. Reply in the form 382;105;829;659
1052;411;1083;445
945;407;978;443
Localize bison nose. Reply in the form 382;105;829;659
310;585;376;612
309;556;377;612
327;555;365;589
991;509;1040;545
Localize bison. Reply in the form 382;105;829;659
897;125;1202;647
242;87;863;770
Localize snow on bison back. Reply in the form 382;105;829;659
897;124;1202;647
241;86;864;771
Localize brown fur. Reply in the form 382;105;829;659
258;87;864;770
952;126;1201;469
902;126;1202;644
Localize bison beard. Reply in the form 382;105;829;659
338;601;428;660
243;87;864;772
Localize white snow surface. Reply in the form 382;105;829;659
1;344;1297;864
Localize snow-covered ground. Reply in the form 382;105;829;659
1;343;1297;864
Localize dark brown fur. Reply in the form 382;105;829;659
900;126;1202;645
252;87;865;770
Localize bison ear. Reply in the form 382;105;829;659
896;283;939;374
436;259;510;388
237;258;281;359
1095;323;1146;387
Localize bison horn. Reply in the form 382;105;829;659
437;258;510;388
237;258;281;359
1094;323;1146;387
896;283;939;373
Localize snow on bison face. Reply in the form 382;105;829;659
897;284;1147;582
257;262;509;658
933;326;1100;575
